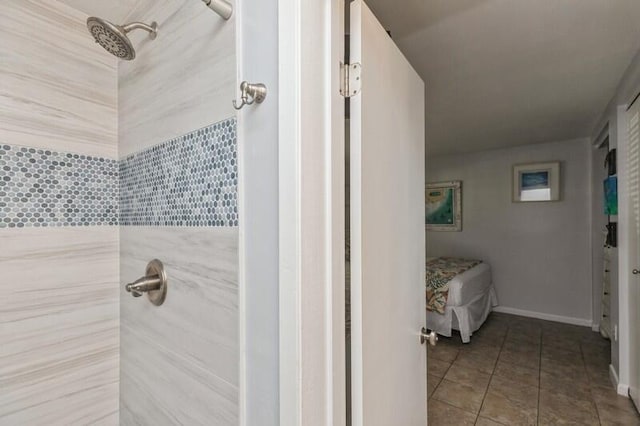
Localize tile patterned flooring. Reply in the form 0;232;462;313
427;312;640;425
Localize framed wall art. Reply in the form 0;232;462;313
512;162;560;202
426;181;462;231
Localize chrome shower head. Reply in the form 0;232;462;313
87;17;157;61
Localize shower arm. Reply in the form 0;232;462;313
202;0;233;20
122;22;158;39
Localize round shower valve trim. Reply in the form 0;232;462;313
125;259;168;306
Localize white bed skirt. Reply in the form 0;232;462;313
426;285;498;343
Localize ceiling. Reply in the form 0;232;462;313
365;0;640;155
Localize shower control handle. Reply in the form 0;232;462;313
125;259;168;306
126;276;162;297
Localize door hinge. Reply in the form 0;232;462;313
340;62;362;98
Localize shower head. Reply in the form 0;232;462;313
87;17;157;61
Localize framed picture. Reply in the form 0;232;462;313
512;162;560;202
426;181;462;231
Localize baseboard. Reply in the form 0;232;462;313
492;306;592;327
610;364;619;389
618;383;630;396
592;323;600;332
608;364;630;396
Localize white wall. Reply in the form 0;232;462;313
426;138;593;324
0;1;119;423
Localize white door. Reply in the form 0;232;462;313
349;1;427;425
628;99;640;410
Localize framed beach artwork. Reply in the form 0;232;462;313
512;162;560;202
426;181;462;231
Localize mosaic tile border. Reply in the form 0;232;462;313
119;118;238;227
0;119;238;229
0;145;118;228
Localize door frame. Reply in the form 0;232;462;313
617;104;631;397
623;98;640;406
277;0;346;425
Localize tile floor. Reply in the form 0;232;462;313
427;312;640;426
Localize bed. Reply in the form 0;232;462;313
426;257;498;343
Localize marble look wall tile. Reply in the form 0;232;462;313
58;0;140;23
0;2;119;422
0;382;119;426
0;227;119;425
116;1;239;423
0;0;118;158
120;325;238;425
120;226;238;387
118;0;236;158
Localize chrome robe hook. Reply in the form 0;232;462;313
233;81;267;110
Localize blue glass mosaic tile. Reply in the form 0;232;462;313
0;119;238;229
119;118;238;227
0;145;118;228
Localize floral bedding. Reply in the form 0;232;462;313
426;257;482;314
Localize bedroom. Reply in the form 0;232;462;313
357;0;640;424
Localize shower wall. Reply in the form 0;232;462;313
0;1;119;424
116;0;239;424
